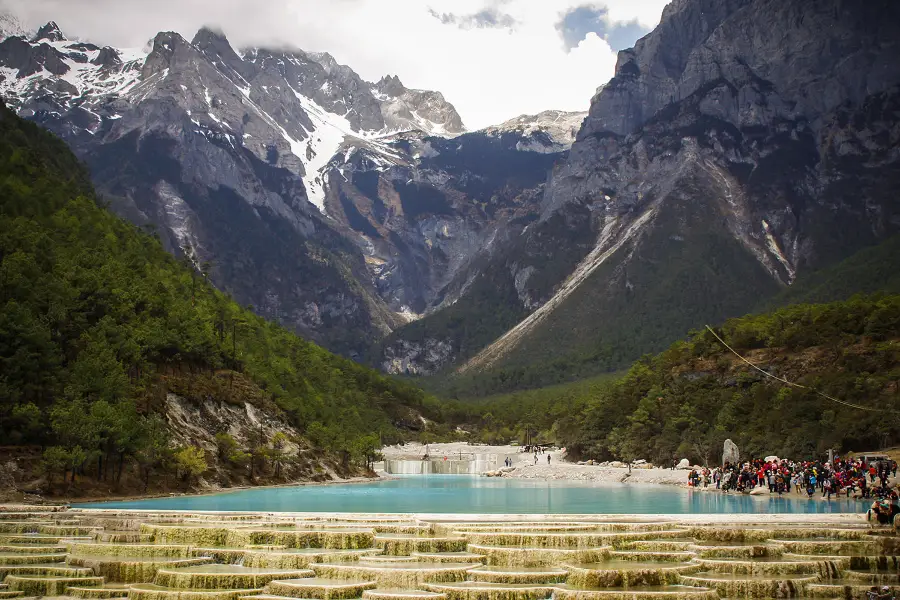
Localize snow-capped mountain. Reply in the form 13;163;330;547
0;19;573;359
0;23;465;213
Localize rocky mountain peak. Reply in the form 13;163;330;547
91;46;122;68
306;51;344;76
483;110;588;151
142;31;193;78
191;25;255;84
33;21;65;43
375;74;406;97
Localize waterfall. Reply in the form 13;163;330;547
382;454;500;475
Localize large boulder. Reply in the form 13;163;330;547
677;458;691;470
722;439;740;465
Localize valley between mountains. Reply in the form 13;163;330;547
1;0;899;499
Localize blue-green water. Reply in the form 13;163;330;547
74;476;867;514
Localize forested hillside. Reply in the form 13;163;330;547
437;295;900;463
425;234;900;400
0;102;434;496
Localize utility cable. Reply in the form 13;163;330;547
704;325;892;413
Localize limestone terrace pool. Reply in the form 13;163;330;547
74;476;869;514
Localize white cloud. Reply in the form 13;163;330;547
1;0;670;129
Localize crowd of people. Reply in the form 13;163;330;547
686;456;898;501
686;455;900;526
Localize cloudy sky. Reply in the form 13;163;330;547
4;0;670;129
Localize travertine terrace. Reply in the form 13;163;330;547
0;507;896;599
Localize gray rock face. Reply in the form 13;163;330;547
722;439;740;466
381;338;454;376
247;47;385;132
401;0;900;380
32;21;65;43
324;128;561;322
482;110;588;152
373;75;466;134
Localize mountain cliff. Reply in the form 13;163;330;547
385;0;900;391
0;23;472;357
4;1;896;387
0;20;578;360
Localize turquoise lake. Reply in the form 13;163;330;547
75;475;868;514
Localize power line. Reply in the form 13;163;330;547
704;325;893;413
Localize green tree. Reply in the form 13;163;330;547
172;446;207;486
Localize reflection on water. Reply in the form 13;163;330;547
75;476;868;515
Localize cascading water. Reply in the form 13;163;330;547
382;454;501;475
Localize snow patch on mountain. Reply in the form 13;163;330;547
0;19;468;222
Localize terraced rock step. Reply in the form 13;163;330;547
363;589;449;600
360;555;424;564
552;585;720;600
694;556;823;575
312;561;476;587
97;530;155;543
4;574;105;596
154;565;315;589
376;535;468;556
411;553;486;564
466;545;609;567
619;542;696;553
687;526;869;543
0;551;67;564
467;566;568;584
129;583;264;600
804;579;890;598
69;555;215;582
0;591;25;599
768;538;881;555
0;544;67;554
67;583;133;598
679;571;819;597
69;542;197;558
688;541;784;559
422;581;556;600
0;533;92;544
143;524;376;550
244;548;374;569
460;533;621;549
266;577;378;599
565;561;700;588
0;562;96;578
